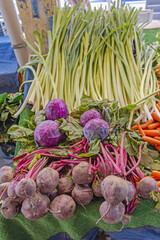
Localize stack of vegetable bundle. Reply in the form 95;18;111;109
15;3;159;124
1;98;160;227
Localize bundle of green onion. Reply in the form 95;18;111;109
15;2;160;124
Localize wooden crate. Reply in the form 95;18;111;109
16;0;57;54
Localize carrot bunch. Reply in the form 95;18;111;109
131;102;160;151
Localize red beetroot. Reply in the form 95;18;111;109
137;177;159;199
92;181;102;197
71;185;93;206
21;192;50;220
0;166;14;184
50;195;76;220
1;198;19;219
99;201;125;224
36;167;59;194
57;178;74;195
101;176;128;204
72;162;93;185
15;178;36;198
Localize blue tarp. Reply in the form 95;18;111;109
0;35;19;93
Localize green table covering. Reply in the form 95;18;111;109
0;199;160;240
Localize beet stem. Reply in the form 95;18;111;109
126;143;144;176
88;157;92;175
120;131;127;175
13;153;27;162
98;154;107;177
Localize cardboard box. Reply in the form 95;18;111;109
16;0;57;54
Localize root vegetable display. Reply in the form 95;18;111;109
101;176;128;204
137;177;159;199
92;181;102;198
72;162;93;185
0;166;14;184
15;178;36;198
1;198;19;219
126;181;136;202
99;201;125;224
71;185;93;206
7;180;20;199
57;178;74;195
50;195;76;220
21;192;50;220
36;167;59;194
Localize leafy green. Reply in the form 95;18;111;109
0;92;23;142
34;110;46;126
58;116;83;141
150;191;160;213
79;139;101;157
140;144;160;171
7;120;36;154
48;150;68;156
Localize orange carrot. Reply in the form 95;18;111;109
133;176;139;182
131;125;138;130
152;112;160;122
152;171;160;179
131;120;154;130
142;136;160;145
147;122;160;130
154;137;160;141
142;130;160;137
137;130;160;137
157;128;160;131
158;101;160;106
136;121;145;137
155;145;160;151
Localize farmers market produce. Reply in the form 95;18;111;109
34;120;63;146
57;177;74;195
71;184;93;206
99;201;125;224
2;3;160;230
36;167;59;194
80;110;102;127
0;92;23;142
15;3;159;124
83;118;110;141
45;99;68;121
50;195;76;220
137;177;159;199
72;162;93;184
0;182;10;200
2;97;160;227
101;176;128;204
1;198;19;219
0;166;15;184
21;192;50;220
15;178;36;198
